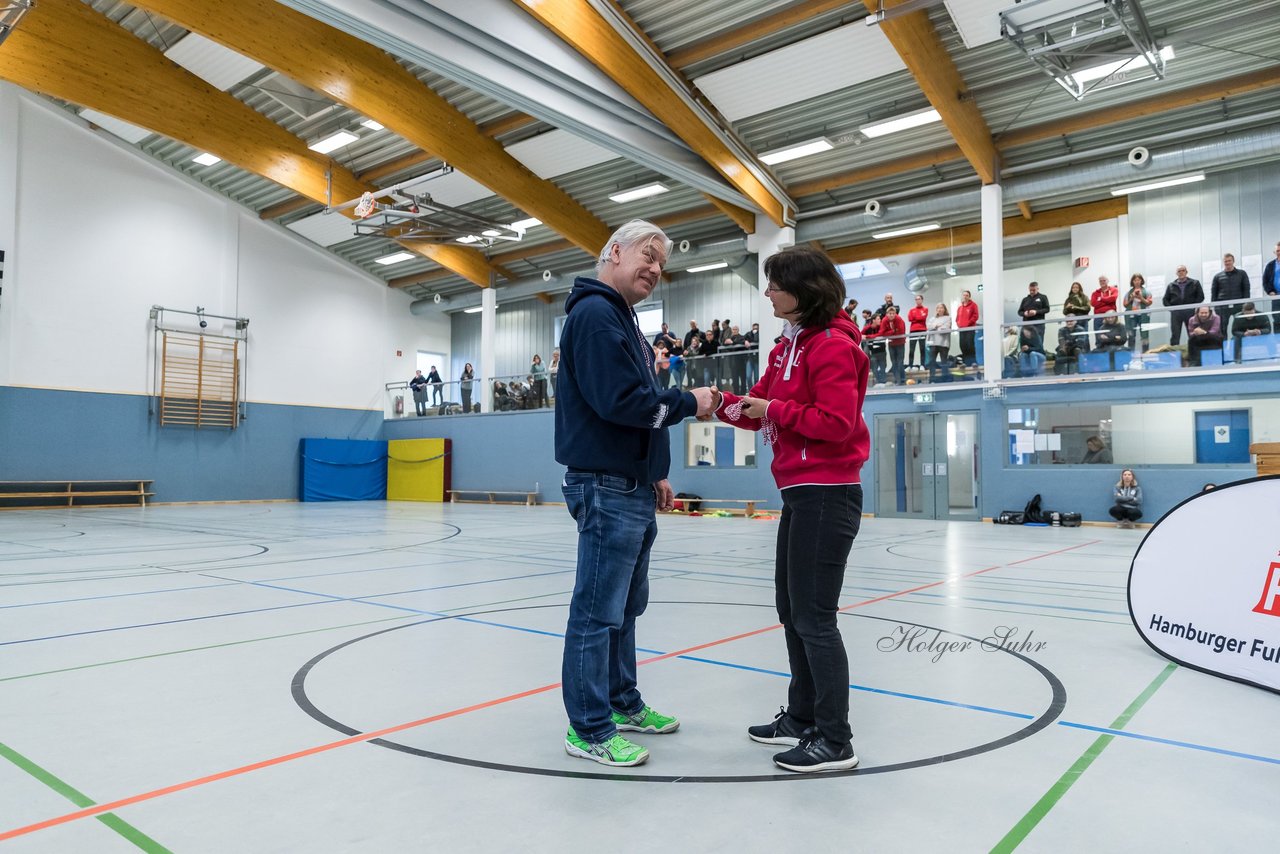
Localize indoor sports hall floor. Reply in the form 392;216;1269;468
0;502;1275;853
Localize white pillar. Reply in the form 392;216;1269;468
479;285;497;412
746;214;795;385
0;83;19;386
980;184;1005;380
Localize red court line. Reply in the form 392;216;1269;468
0;538;1098;842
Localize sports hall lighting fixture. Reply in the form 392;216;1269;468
687;262;729;273
361;119;384;131
308;130;360;154
759;138;834;166
609;183;668;204
456;235;481;244
191;152;222;166
374;251;415;265
1110;171;1205;196
872;222;942;240
463;305;495;314
510;217;542;231
482;230;502;238
1073;45;1175;85
860;108;942;139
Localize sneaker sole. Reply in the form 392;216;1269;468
774;753;860;773
748;732;801;746
564;741;649;767
615;721;679;734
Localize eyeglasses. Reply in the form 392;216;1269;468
763;284;785;294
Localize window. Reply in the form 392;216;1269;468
1006;397;1280;466
686;422;756;468
417;351;447;380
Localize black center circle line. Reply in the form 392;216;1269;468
292;601;1067;783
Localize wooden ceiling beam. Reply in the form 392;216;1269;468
0;0;501;286
827;197;1128;264
668;0;852;68
130;0;612;257
702;194;756;233
516;0;791;226
788;145;965;198
861;1;1000;184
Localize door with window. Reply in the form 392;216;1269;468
874;412;981;520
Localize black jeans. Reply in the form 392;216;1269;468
1109;504;1142;521
959;330;976;364
776;484;863;746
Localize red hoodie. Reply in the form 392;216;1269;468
907;305;929;332
879;313;907;344
716;313;869;488
956;300;979;329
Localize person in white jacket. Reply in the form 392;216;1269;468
926;303;953;382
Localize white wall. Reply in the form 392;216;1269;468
0;88;448;409
1112;397;1280;464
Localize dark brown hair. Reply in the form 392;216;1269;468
763;246;845;328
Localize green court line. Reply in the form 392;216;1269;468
0;614;418;683
0;741;171;852
990;662;1178;853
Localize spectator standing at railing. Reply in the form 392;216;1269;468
744;322;761;388
460;363;475;414
653;345;670;388
874;291;897;319
1163;265;1203;347
1123;274;1154;351
549;349;560;400
1186;305;1225;366
1211;253;1251;331
1263;241;1280;306
956;290;979;367
907;294;929;369
683;319;701;350
410;369;429;416
881;305;907;384
685;334;703;388
721;325;747;393
1230;302;1272;362
844;298;859;319
426;365;444;406
530;354;549;408
1063;281;1091;318
927;303;952;382
667;343;685;390
652;322;679;350
862;310;886;386
701;328;720;386
1090;275;1119;332
1018;282;1050;347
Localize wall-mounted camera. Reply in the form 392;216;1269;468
196;306;208;329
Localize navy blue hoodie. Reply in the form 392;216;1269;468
554;276;698;484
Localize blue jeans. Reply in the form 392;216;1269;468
561;471;656;741
1019;351;1046;376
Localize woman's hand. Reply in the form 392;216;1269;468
740;396;770;419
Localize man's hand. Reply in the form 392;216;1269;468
740;396;770;419
691;387;720;418
655;479;674;511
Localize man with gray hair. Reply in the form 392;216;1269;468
555;219;718;766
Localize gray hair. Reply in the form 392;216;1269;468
596;219;672;275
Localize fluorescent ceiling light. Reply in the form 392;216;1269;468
609;183;668;204
456;235;480;244
1073;45;1175;85
361;119;384;131
760;138;833;166
374;251;415;265
463;305;496;314
687;261;729;273
838;259;890;279
871;222;942;240
482;230;502;238
308;130;359;154
860;108;942;139
511;217;542;231
191;152;221;166
1110;171;1205;196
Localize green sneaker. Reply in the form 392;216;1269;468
612;705;680;734
564;727;649;767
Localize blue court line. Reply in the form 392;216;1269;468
1056;722;1280;765
0;582;242;611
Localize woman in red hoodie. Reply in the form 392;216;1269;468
714;246;869;774
907;293;929;369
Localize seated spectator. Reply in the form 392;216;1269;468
1081;435;1112;464
1186;305;1225;365
1018;326;1046;376
1095;314;1129;351
1230;302;1272;362
1002;325;1021;377
1055;319;1086;375
1109;468;1143;528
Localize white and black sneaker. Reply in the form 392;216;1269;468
747;707;811;746
773;731;860;773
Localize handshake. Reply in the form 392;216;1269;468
690;386;722;420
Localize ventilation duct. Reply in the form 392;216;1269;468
902;239;1072;292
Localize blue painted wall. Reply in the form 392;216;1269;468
0;386;383;502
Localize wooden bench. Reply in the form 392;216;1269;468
0;480;155;510
1250;442;1280;476
667;498;770;517
448;489;539;506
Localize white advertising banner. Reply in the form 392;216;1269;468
1129;477;1280;694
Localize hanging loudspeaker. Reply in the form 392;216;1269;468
542;269;553;282
433;293;442;304
865;199;883;218
678;239;691;253
1128;146;1150;167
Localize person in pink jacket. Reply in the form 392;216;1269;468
714;245;870;773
